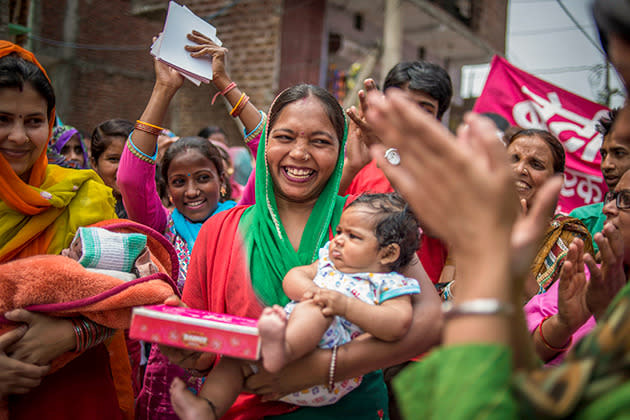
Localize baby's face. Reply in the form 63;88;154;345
328;206;384;274
62;237;83;261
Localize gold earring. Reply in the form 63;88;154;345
220;185;227;198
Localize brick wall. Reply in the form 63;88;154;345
162;0;283;143
34;0;161;135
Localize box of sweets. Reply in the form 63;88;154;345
129;304;260;360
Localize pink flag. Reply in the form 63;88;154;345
474;55;610;214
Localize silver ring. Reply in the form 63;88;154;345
384;148;401;166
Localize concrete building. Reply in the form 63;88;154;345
6;0;507;141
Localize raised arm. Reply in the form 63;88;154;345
186;31;265;137
117;57;183;233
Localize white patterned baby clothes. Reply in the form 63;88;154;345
280;242;421;406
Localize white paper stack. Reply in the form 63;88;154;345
151;1;222;86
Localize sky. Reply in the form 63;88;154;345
462;0;625;108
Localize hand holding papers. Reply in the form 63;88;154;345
151;1;222;86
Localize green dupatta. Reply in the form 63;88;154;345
238;101;348;307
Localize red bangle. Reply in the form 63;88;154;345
211;81;237;105
537;315;572;352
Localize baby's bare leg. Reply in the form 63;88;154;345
170;357;245;420
258;302;331;373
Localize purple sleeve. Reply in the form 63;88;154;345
118;141;169;234
237;131;260;206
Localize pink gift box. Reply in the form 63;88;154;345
130;304;260;360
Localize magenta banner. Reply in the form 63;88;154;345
473;55;610;214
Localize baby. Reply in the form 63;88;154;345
62;226;156;280
170;193;421;419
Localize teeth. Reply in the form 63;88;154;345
285;167;313;178
515;181;530;189
187;200;204;207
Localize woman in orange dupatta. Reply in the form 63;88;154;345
0;41;133;419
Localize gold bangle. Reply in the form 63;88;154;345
135;120;163;136
230;93;246;117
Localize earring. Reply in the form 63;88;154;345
220;185;227;198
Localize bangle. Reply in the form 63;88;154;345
327;345;338;392
211;81;237;105
231;94;249;118
537;315;572;352
442;299;514;319
244;111;266;143
230;93;246;117
127;132;158;163
71;317;115;353
186;366;214;377
135;120;164;136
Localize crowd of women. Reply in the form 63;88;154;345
1;0;630;418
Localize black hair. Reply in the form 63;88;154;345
0;53;55;119
161;136;231;201
596;108;619;138
268;84;345;144
593;0;630;54
198;125;226;139
506;128;566;174
346;193;419;272
91;119;133;162
383;61;453;120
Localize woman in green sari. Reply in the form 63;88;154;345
161;33;441;420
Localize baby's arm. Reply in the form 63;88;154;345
313;290;413;342
282;261;319;301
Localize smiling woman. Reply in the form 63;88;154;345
0;83;49;180
0;41;128;419
503;128;594;300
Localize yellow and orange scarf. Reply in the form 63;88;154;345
0;41;116;261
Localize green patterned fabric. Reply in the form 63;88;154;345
394;280;630;419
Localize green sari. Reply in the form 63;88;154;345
238;102;389;419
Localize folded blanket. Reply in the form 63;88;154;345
0;219;179;328
0;219;180;420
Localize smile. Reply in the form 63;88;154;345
185;199;206;209
283;166;315;182
515;180;531;190
0;148;30;158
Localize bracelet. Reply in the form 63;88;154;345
127;132;158;163
327;345;338;392
71;317;115;352
442;299;514;320
186;365;214;377
537;315;572;352
230;93;247;117
135;120;164;136
231;94;249;118
244;111;266;143
211;81;237;105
